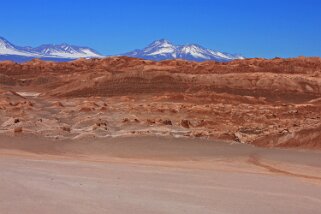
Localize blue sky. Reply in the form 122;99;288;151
1;0;320;58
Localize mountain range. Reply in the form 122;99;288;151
0;36;244;62
122;39;244;62
0;37;103;62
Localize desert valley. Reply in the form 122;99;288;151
1;56;320;147
0;56;321;213
2;0;321;213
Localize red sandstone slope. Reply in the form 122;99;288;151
0;57;320;148
1;57;320;99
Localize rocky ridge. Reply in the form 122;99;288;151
0;56;320;148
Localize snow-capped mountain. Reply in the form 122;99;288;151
0;36;103;62
122;39;244;62
31;44;102;59
0;36;244;63
0;37;40;57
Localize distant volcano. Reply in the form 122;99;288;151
121;39;244;62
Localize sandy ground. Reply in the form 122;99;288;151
0;135;321;214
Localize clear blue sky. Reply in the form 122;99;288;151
1;0;320;58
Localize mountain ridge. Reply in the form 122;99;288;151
121;39;244;62
0;36;244;62
0;36;103;62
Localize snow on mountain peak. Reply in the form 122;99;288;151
149;39;173;47
0;37;15;49
31;44;102;58
0;36;244;63
0;37;40;57
0;36;103;61
179;45;210;59
144;39;176;56
180;44;206;54
123;39;244;62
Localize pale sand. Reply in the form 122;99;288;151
0;135;320;214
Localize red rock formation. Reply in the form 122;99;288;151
0;57;320;148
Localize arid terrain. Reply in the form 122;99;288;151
0;56;320;147
0;135;321;214
0;56;321;213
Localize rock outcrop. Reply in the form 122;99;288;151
0;57;320;148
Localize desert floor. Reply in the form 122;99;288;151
0;135;320;214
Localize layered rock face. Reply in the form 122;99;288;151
0;57;320;148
